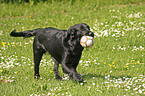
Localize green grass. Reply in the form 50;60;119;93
0;0;145;96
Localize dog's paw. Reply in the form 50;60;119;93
55;75;62;80
73;73;83;82
34;75;40;79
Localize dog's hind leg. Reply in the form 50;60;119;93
33;41;45;79
53;59;62;80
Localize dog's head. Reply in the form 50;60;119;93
63;23;94;49
68;23;94;38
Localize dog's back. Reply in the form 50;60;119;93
34;28;66;63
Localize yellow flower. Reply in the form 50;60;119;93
2;42;6;46
113;65;115;67
128;73;130;75
115;67;117;69
127;60;129;62
50;71;53;73
93;74;95;76
136;69;138;71
31;67;33;69
108;64;112;67
112;62;114;64
29;16;31;18
104;62;106;64
12;45;15;47
137;61;141;64
1;70;3;72
132;60;135;62
124;66;128;68
8;43;10;45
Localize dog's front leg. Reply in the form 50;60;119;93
61;61;83;82
70;68;83;82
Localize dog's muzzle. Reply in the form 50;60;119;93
87;31;94;37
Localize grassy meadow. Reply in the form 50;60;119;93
0;0;145;96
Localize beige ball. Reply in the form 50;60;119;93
80;36;94;48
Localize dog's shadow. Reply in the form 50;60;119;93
82;73;132;81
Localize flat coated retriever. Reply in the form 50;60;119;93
10;23;94;82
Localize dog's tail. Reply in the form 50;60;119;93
10;29;37;38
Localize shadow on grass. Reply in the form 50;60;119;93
32;72;132;84
82;73;132;81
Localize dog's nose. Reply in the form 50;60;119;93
88;31;94;37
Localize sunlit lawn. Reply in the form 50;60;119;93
0;1;145;96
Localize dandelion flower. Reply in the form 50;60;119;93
2;42;6;46
1;70;3;72
108;64;112;67
11;42;14;45
50;71;53;73
112;62;115;64
136;69;138;71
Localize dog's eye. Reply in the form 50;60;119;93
87;26;90;30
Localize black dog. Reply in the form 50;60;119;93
10;23;94;82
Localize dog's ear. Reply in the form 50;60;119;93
69;26;79;41
68;26;75;35
63;26;79;47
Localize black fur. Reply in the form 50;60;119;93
10;23;94;82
